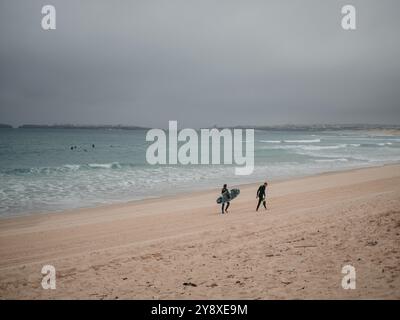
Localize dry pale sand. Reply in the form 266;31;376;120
0;164;399;299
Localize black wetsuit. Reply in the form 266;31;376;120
256;185;267;211
221;187;230;213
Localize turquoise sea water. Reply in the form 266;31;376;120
1;128;400;216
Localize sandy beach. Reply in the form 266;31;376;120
0;164;399;299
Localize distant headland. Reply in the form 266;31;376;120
17;124;150;130
228;124;400;132
0;124;13;128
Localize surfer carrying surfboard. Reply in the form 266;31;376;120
221;184;231;214
216;186;240;214
256;182;268;211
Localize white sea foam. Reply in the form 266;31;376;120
265;144;348;151
259;140;282;143
88;163;114;169
284;139;321;143
300;144;347;150
315;158;349;163
63;164;80;171
377;142;393;146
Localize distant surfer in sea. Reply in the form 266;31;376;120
256;182;268;211
221;184;231;214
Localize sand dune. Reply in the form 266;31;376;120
0;164;399;299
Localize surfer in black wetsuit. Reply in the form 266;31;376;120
221;184;230;214
256;182;268;211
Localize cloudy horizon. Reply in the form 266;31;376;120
1;0;400;128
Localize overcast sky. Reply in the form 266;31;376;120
0;0;399;128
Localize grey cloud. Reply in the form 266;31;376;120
0;0;399;128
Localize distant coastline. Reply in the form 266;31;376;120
0;123;398;133
17;124;150;130
230;124;400;133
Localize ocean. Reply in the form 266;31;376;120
1;128;400;217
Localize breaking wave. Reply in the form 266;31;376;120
1;162;137;175
284;139;321;143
